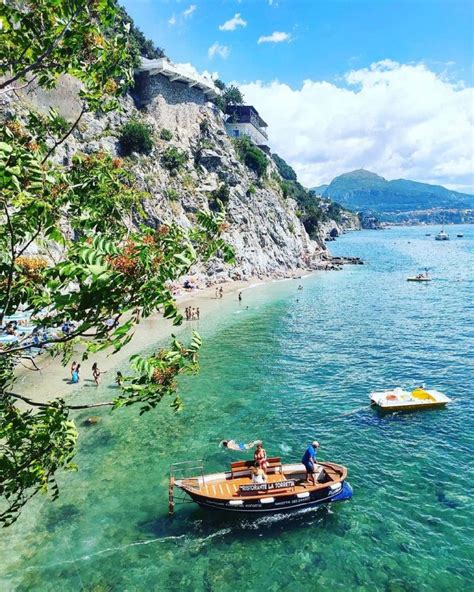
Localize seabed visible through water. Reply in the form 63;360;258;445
1;225;473;591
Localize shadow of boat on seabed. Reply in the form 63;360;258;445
137;498;353;543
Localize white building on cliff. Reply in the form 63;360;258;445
224;105;269;150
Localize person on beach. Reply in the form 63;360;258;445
92;362;106;386
71;363;80;384
196;307;200;320
238;291;242;302
254;442;268;473
6;322;17;335
302;441;320;485
70;361;77;380
116;371;124;387
219;287;223;299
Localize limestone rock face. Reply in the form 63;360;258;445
317;210;361;243
1;73;352;283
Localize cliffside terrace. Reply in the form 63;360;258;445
138;58;220;99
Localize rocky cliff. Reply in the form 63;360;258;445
2;71;351;285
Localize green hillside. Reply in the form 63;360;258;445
315;169;474;213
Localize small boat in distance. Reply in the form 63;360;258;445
370;387;451;412
457;233;464;238
407;268;431;282
407;270;431;282
169;457;352;515
435;228;449;241
425;233;431;236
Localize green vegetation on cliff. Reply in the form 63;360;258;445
114;2;165;60
272;153;347;237
234;137;268;178
272;153;297;181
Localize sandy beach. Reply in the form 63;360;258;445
14;273;306;406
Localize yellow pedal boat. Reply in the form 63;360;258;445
370;387;451;412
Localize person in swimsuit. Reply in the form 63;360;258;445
302;441;320;485
251;462;267;484
71;363;80;384
254;442;268;473
92;362;106;386
220;439;261;451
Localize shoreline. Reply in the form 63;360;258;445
14;270;310;406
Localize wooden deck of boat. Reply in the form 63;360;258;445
183;465;342;500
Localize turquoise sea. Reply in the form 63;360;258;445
1;225;473;591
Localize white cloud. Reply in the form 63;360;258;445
238;61;474;193
183;4;196;18
176;62;218;83
219;13;247;32
208;42;230;60
258;31;291;44
169;5;196;27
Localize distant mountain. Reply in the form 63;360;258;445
311;184;329;195
313;170;474;218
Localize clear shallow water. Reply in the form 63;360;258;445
1;225;473;591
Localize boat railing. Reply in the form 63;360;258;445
169;460;205;485
168;460;205;514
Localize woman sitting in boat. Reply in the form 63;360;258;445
251;462;267;484
254;442;268;473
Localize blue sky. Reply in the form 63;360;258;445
122;0;473;86
122;0;474;191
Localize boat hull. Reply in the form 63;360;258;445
370;388;450;413
180;481;353;514
406;278;431;282
371;401;448;413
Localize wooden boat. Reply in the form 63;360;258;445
370;387;451;412
170;457;352;514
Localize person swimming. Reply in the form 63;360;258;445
220;439;261;451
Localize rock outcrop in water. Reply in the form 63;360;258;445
1;71;357;283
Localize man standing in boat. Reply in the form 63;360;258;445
302;441;320;485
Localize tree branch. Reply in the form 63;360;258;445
16;223;43;259
0;4;83;90
42;104;86;163
0;205;17;326
0;75;39;96
4;391;115;410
